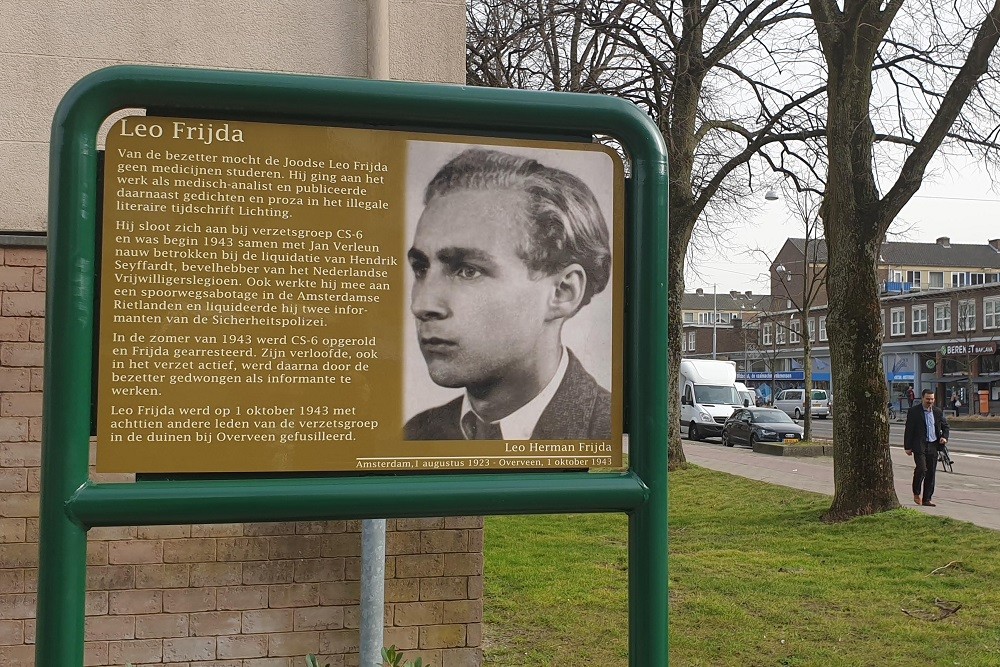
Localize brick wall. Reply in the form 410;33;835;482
0;245;483;667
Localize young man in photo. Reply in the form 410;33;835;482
404;147;612;441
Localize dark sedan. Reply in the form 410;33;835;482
722;408;804;448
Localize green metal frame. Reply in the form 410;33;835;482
38;65;669;666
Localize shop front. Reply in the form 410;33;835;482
977;351;1000;415
736;370;806;405
937;342;998;415
884;352;916;411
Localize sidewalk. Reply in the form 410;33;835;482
683;441;1000;531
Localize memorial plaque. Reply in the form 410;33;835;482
97;116;624;472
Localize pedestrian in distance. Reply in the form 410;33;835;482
906;384;915;408
903;388;949;507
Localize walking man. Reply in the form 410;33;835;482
903;389;949;507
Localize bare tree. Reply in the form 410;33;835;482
744;314;789;405
804;1;1000;520
467;0;818;469
754;189;827;439
468;2;1000;518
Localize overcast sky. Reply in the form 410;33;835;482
686;153;1000;295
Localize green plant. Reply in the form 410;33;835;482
382;644;428;667
305;655;330;667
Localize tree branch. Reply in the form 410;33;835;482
880;1;1000;228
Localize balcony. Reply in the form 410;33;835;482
882;281;915;294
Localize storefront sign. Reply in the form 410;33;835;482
737;371;805;381
940;342;997;356
98;116;625;472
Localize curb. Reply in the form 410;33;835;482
948;420;1000;431
752;443;833;457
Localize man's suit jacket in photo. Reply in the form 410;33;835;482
404;350;612;440
903;403;949;454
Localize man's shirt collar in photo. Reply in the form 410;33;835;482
460;347;570;440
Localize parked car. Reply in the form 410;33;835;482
722;408;804;448
773;388;830;420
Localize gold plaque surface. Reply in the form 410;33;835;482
97;116;624;472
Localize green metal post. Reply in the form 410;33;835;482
36;82;104;667
627;151;670;665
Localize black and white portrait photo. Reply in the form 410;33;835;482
402;141;616;441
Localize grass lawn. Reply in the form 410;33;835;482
483;466;1000;666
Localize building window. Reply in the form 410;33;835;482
934;302;951;333
987;274;1000;284
819;316;827;341
986;297;1000;329
807;318;815;342
889;269;903;282
942;356;963;374
890;307;905;336
698;312;711;324
683;312;694;323
958;299;976;331
971;273;986;286
880;310;885;336
688;331;696;351
929;271;944;289
776;324;786;345
789;320;801;344
906;270;921;288
912;305;928;334
681;332;687;352
762;323;772;345
983;354;1000;374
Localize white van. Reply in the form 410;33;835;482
735;382;757;408
680;359;744;441
774;388;830;420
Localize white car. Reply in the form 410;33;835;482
774;388;830;420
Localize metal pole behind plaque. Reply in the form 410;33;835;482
360;518;387;666
359;44;391;665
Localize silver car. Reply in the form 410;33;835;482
774;388;830;420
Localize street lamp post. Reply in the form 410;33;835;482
712;283;718;359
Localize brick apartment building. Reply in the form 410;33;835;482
716;282;1000;412
684;236;1000;411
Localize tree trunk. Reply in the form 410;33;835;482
823;226;899;520
667;232;688;470
817;15;901;520
802;317;812;442
968;373;976;416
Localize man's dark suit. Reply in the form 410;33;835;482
903;403;950;504
405;350;611;440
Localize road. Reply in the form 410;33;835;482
803;418;1000;456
